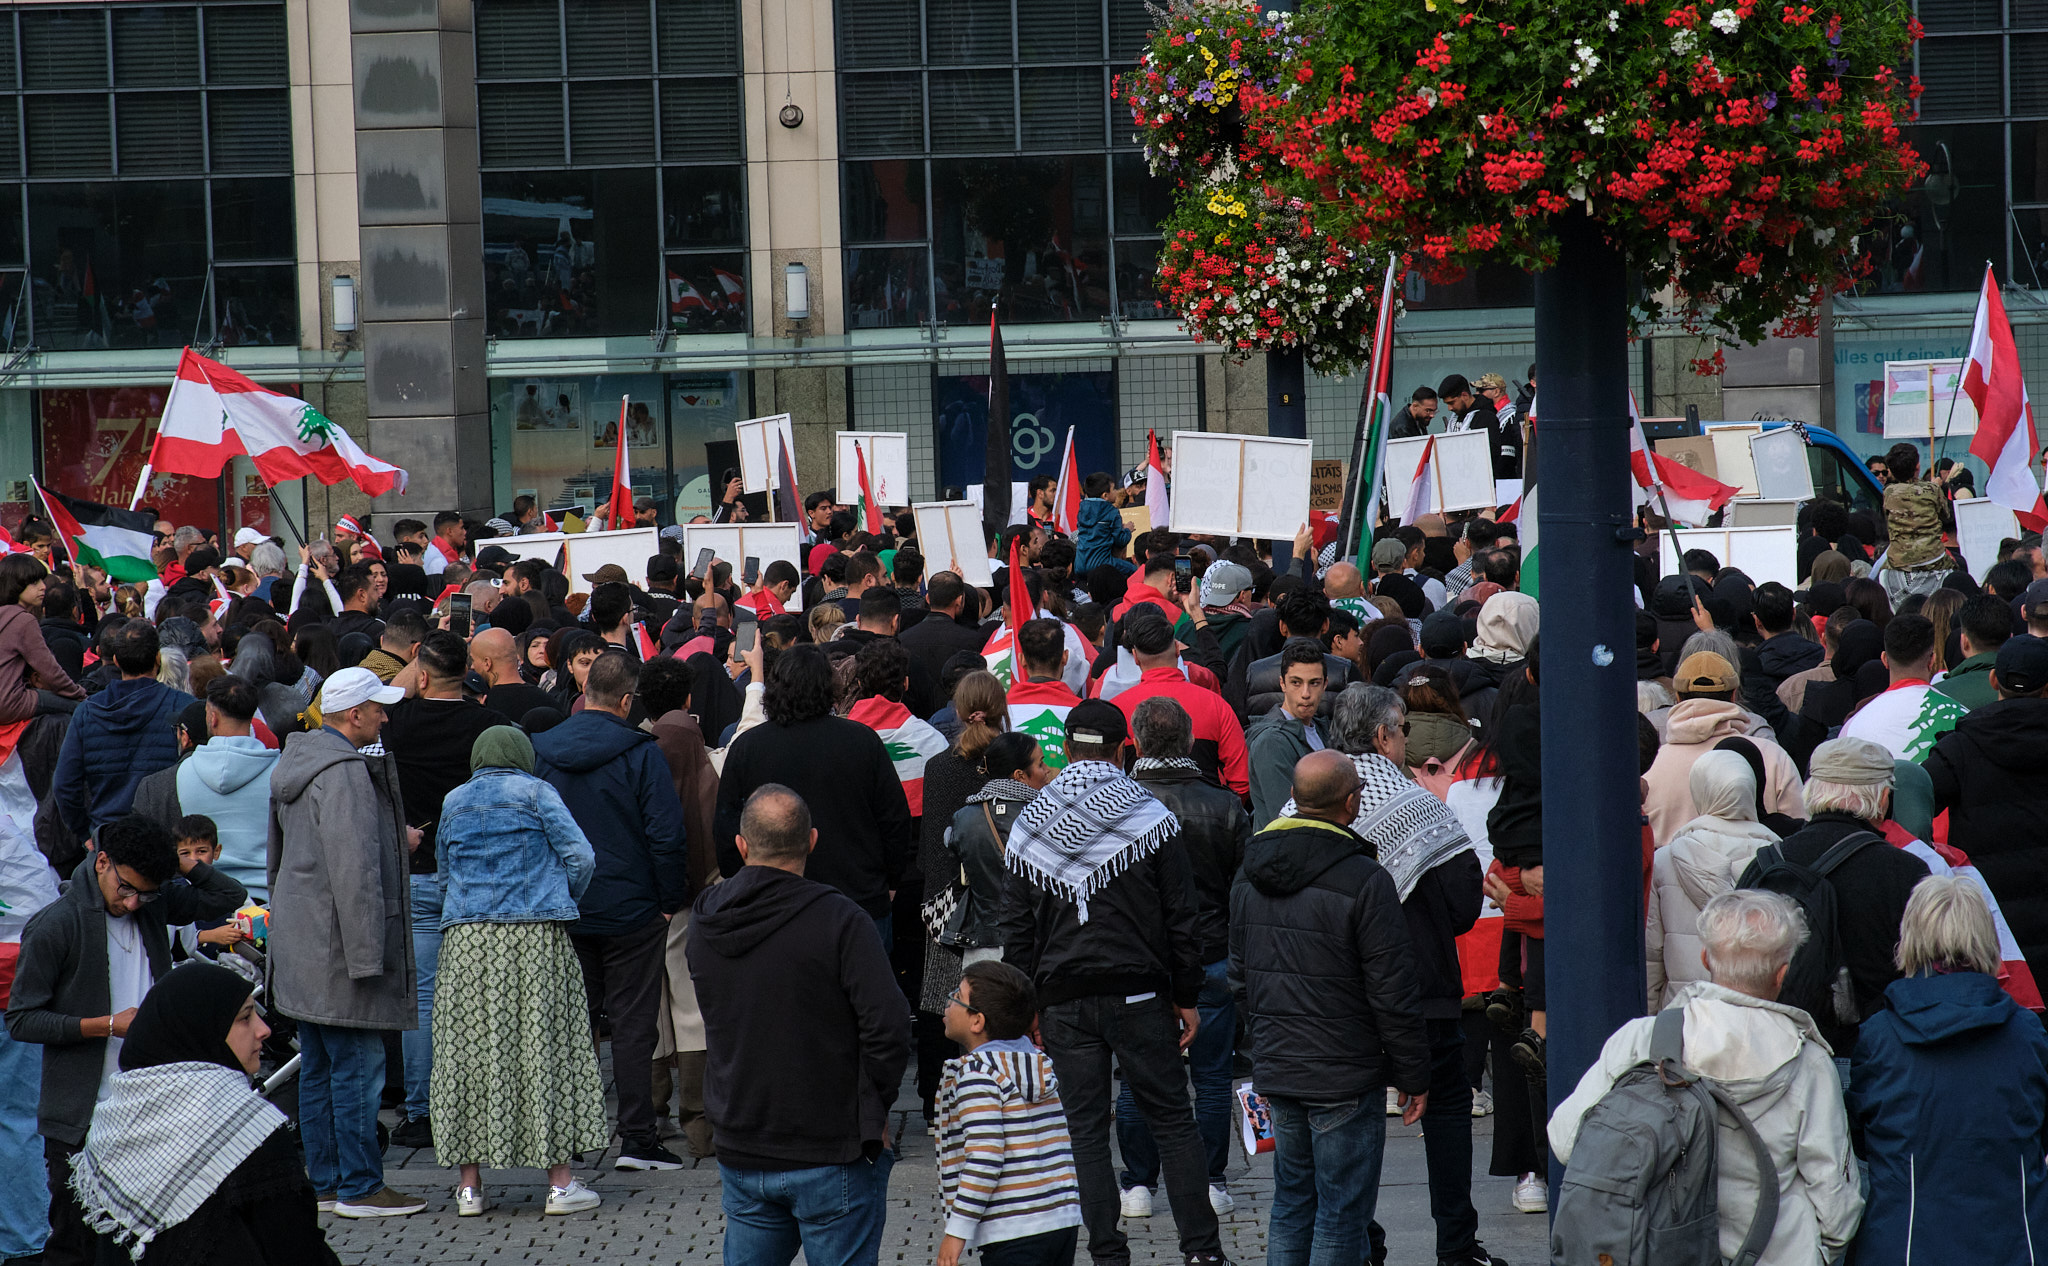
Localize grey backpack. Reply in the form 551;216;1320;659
1550;1009;1780;1266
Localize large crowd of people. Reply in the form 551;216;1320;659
0;433;2046;1266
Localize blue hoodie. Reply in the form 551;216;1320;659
51;676;193;838
1848;971;2048;1265
176;735;280;902
532;708;690;936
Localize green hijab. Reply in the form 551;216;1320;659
471;725;535;775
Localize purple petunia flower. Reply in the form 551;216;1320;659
1761;90;1778;109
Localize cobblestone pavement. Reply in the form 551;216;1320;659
327;1080;1551;1265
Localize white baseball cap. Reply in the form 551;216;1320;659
233;527;267;547
320;666;405;713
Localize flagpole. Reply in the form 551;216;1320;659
128;462;153;512
264;484;307;549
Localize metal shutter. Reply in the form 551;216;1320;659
25;95;111;175
115;8;201;85
659;78;742;162
838;0;919;68
204;5;287;85
1021;66;1102;149
1916;38;2003;118
117;92;205;173
0;100;17;176
2014;35;2048;114
1019;0;1103;61
207;89;290;171
928;0;1011;65
479;82;565;165
567;0;649;76
1918;0;2003;31
658;0;740;73
571;81;655;162
0;18;14;91
475;0;562;80
1107;0;1153;61
841;71;924;155
930;70;1014;151
21;11;108;89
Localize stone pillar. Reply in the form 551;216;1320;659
1718;298;1834;428
349;0;490;529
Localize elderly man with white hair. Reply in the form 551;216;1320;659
1550;890;1865;1266
1734;736;1929;1062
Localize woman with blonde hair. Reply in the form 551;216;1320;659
1847;876;2048;1262
807;601;846;644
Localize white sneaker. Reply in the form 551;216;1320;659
545;1180;602;1216
456;1185;487;1217
1207;1183;1234;1215
1120;1185;1153;1218
1386;1087;1403;1116
1471;1089;1494;1117
1514;1173;1548;1214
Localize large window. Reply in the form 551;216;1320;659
837;0;1169;327
0;3;295;350
476;0;747;338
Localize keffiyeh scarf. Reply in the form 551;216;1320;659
72;1062;286;1261
1007;760;1178;922
1282;753;1472;901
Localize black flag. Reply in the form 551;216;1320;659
985;302;1011;533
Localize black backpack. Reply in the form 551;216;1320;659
1735;831;1883;1025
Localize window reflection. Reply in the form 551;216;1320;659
662;165;746;248
844;160;926;243
1856;124;2003;294
214;264;295;346
932;156;1109;323
483;169;660;338
1401;260;1535;310
665;251;746;333
846;246;929;327
1113;238;1166;319
28;181;208;350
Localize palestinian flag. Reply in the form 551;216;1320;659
847;695;949;816
37;482;156;583
1008;678;1081;770
1499;484;1537;600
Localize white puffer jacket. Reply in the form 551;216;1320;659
1646;751;1781;1011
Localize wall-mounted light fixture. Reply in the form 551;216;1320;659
332;276;358;333
785;262;810;322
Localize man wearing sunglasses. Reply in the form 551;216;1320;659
7;814;246;1266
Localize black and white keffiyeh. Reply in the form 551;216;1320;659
966;778;1039;806
1282;753;1472;901
1132;756;1201;774
72;1062;286;1261
1006;760;1178;922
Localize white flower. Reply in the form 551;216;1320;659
1586;114;1608;135
1669;27;1698;54
1568;183;1588;201
1572;41;1601;77
1812;226;1837;246
1607;9;1621;29
1417;84;1439;106
1709;7;1741;32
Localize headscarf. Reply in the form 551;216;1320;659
76;963;285;1261
522;705;567;735
228;632;274;684
1684;751;1777;832
471;724;535;774
1799;618;1884;729
686;651;744;742
1365;624;1414;677
1712;736;1804;838
1471;591;1540;664
1810;550;1853;585
515;627;550;684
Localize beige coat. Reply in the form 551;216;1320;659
1643;699;1805;847
1645;753;1782;1011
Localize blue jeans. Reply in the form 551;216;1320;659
0;1025;48;1257
1264;1093;1388;1266
719;1151;895;1266
299;1022;388;1201
402;872;443;1120
1117;959;1234;1187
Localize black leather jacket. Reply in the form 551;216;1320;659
945;780;1035;949
1133;760;1250;965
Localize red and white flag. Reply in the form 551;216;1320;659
334;514;383;561
1963;264;2048;531
632;621;659;661
853;439;884;534
0;525;30;556
1050;427;1081;534
607;396;633;531
144;348;408;500
1629;393;1740;526
1145;430;1170;528
1403;436;1437;523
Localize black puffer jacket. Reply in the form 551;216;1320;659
1000;827;1203;1010
1134;760;1250;965
1241;650;1352;720
1926;697;2048;982
1229;815;1430;1100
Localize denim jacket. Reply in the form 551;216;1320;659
437;767;596;929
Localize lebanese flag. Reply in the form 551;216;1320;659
607;396;633;531
737;587;786;618
1963;264;2048;531
853;440;883;534
668;272;711;314
1629;393;1739;526
1403;435;1438;523
846;696;949;816
632;621;658;661
1145;430;1170;528
334;514;383;561
1008;677;1081;770
1050;427;1081;534
149;348;409;496
1882;819;2043;1011
0;525;30;556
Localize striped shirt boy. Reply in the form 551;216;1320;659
935;1037;1083;1250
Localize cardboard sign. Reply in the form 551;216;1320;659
1708;425;1763;498
1653;435;1720;483
1658;524;1797;590
1954;496;2019;581
1310;459;1346;511
1883;359;1979;440
735;413;796;495
913;501;994;587
1380;430;1496;516
682;522;807;611
1748;427;1815;502
835;432;910;510
490;532;567;564
1119;505;1152;537
1171;431;1314;537
561;527;662;595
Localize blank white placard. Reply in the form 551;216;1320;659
1709;426;1762;498
561;527;662;595
913;501;994;587
1380;430;1497;516
491;532;567;563
1168;432;1314;537
1659;525;1797;590
835;433;911;509
1726;499;1801;527
1954;496;2019;581
1748;428;1815;502
735;414;796;495
681;522;807;611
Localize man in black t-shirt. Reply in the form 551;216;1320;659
469;626;553;725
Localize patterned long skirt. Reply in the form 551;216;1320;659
430;920;612;1169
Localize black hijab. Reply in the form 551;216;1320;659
118;962;253;1075
1801;619;1884;729
686;651;743;742
1711;736;1800;838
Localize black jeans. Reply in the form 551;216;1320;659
979;1226;1080;1266
43;1137;96;1266
572;913;669;1145
1038;994;1220;1265
1368;1018;1480;1260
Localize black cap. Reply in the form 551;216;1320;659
183;546;221;574
1065;699;1128;750
1996;634;2048;694
647;555;680;584
475;545;515;567
1420;610;1466;656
